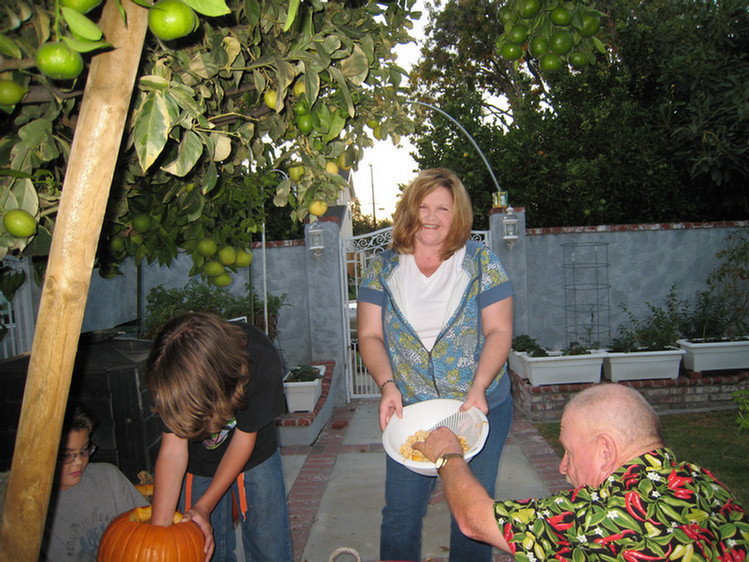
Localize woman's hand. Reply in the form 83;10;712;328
183;505;215;562
378;384;403;431
461;385;489;415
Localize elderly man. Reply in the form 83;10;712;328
414;384;749;562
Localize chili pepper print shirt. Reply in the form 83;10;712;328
494;448;749;562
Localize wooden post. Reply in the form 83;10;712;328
0;1;148;559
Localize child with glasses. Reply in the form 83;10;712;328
41;404;149;562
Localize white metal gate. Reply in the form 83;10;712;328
340;228;491;400
1;257;35;361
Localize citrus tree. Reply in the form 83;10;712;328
0;0;419;285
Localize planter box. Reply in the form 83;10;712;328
603;348;685;382
676;338;749;372
508;350;605;386
283;365;326;413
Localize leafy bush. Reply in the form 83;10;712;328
733;390;749;432
678;231;749;342
285;365;323;383
142;280;286;340
611;285;682;352
511;335;548;357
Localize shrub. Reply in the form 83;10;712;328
611;285;682;352
141;279;286;340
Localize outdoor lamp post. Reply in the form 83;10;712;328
502;207;519;249
308;221;325;257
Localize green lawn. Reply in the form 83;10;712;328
533;409;749;508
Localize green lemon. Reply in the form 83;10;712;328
508;24;529;44
580;14;601;37
196;237;218;257
0;80;28;106
549;31;573;55
289;165;305;182
3;209;37;238
130;232;144;245
293;79;306;97
549;7;572;26
293;99;309;115
212;272;233;287
501;43;522;61
204;260;225;277
148;0;198;41
60;0;103;13
36;42;84;81
218;246;237;265
264;89;278;110
519;0;540;19
539;53;563;73
498;6;514;25
528;36;548;58
569;51;588;68
235;248;253;268
297;113;314;135
109;236;125;253
132;214;152;233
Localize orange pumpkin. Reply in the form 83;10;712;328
97;506;204;561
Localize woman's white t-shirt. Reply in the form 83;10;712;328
390;247;468;351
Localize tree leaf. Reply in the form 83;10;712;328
61;7;103;41
61;36;111;53
243;0;260;29
138;75;170;91
222;36;241;67
283;0;300;32
340;43;369;86
210;133;231;161
161;130;203;176
327;66;353;116
133;91;176;172
274;57;295;95
0;34;22;59
183;0;231;17
189;51;221;79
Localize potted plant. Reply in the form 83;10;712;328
604;286;686;382
508;335;605;386
283;364;326;413
676;231;749;372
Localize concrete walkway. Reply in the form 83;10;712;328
279;400;570;562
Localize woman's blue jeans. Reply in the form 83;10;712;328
178;449;293;562
380;394;513;562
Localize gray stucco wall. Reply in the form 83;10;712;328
489;209;747;350
14;213;745;408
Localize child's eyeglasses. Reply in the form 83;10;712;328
59;443;97;464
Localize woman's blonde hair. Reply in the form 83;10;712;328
145;312;251;440
391;168;473;260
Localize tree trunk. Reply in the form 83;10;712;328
0;1;148;560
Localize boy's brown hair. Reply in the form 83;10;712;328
145;312;251;440
391;168;473;261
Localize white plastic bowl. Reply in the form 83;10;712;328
382;398;490;477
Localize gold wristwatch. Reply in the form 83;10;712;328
435;453;464;471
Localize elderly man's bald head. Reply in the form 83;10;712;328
564;384;663;450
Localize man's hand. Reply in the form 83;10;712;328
183;506;215;562
413;426;464;463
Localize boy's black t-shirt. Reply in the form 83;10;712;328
161;322;285;477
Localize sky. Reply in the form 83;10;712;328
349;1;429;221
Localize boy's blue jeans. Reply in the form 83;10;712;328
179;449;293;562
380;394;513;562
